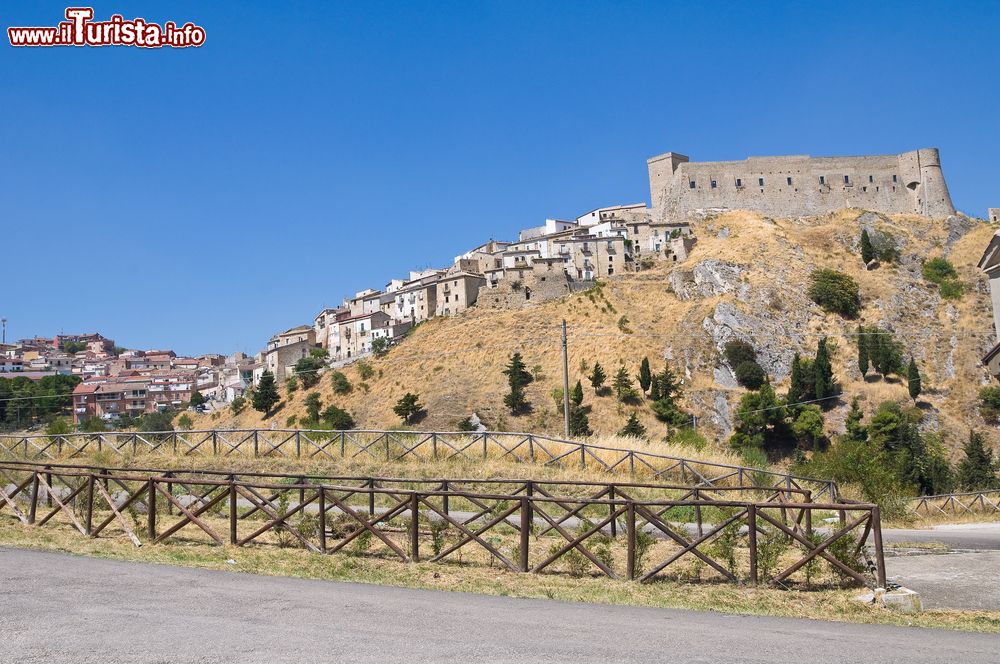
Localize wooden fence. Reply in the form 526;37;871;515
0;461;884;588
0;429;839;501
910;489;1000;517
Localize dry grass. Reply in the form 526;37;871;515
186;209;1000;464
1;517;997;634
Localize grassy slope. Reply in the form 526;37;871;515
192;209;999;463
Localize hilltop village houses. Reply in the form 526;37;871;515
253;201;695;387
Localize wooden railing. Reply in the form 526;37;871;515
0;429;840;501
0;461;883;588
910;490;1000;517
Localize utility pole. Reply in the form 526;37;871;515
562;319;570;438
1;318;6;344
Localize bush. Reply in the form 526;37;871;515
723;340;756;368
294;356;325;388
356;360;374;380
979;386;1000;423
922;257;962;299
45;418;71;435
176;414;193;430
230;396;246;415
329;370;352;394
808;269;861;318
321;405;355;430
734;361;766;390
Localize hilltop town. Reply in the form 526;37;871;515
4;147;1000;448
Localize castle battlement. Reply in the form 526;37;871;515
648;148;955;220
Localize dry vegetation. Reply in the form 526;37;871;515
188;209;1000;465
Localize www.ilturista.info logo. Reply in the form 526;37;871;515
8;7;205;48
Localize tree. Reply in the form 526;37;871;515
734;361;766;390
80;417;107;433
957;430;999;490
569;403;591;437
304;392;322;423
393;392;423;424
230;396;246;415
294;355;325;388
857;325;869;377
189;391;206;408
870;329;904;378
723;340;756;368
787;353;807;404
371;337;390;358
570;380;584;407
813;337;833;403
979;386;1000;423
588;362;606;392
907;357;922;401
859;229;875;264
730;381;793;457
176;414;193;430
612;366;633;401
329;370;352;394
844;398;867;443
807;269;861;318
45;418;71;435
791;405;825;450
503;352;533;414
655;364;682;404
252;370;280;414
321;405;355;430
637;357;652;394
619;412;647;439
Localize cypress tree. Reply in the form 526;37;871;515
907;356;922;402
638;357;652;394
857;325;869;377
957;430;999;490
813;338;833;402
252;370;280;414
787;353;804;404
570;380;584;407
612;366;633;400
844;397;867;442
649;374;661;401
588;362;606;391
503;353;533;414
656;364;681;403
860;229;875;264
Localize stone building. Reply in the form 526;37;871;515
435;270;486;317
648;148;955;221
989;208;999;223
978;232;1000;377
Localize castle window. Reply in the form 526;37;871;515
893;174;898;183
711;180;717;189
819;176;825;185
787;177;792;186
758;178;764;187
844;175;850;184
735;178;742;187
869;175;874;183
689;180;696;189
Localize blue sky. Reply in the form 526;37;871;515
2;1;998;356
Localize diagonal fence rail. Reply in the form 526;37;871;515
0;429;839;501
0;461;884;588
910;490;1000;517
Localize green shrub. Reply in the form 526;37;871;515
356;360;374;380
979;387;1000;423
808;269;861;318
723;340;756;368
734;361;766;389
329;370;352;394
922;257;962;299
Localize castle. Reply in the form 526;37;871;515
648;148;955;220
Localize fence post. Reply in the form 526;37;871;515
694;488;703;538
318;488;327;553
253;431;259;458
579;445;585;469
368;479;376;517
212;431;218;456
296;431;301;459
409;493;419;562
528;434;535;462
748;504;758;586
626;501;636;581
85;474;95;536
804;490;813;536
229;483;238;545
431;433;437;460
340;431;346;458
27;471;39;524
520;496;530;572
442;481;450;518
147;479;156;541
45;467;53;508
609;485;618;538
526;480;534;531
872;506;887;588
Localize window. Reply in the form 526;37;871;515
844;175;850;184
819;175;825;185
758;178;764;187
710;179;717;189
735;178;742;187
689;180;696;189
892;174;898;183
786;177;792;186
869;175;874;183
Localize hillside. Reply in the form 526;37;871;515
192;208;1000;461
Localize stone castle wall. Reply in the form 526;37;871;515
989;208;1000;223
648;148;955;221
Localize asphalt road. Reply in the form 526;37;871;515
883;522;1000;551
0;548;996;664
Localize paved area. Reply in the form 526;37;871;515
0;548;996;663
887;551;1000;611
883;522;1000;551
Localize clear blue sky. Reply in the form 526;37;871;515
3;1;998;356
